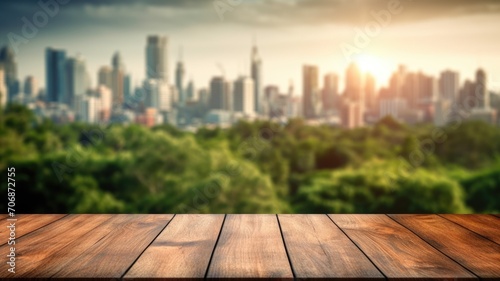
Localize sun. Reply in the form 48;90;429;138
353;54;391;87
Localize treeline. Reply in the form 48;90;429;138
1;104;499;214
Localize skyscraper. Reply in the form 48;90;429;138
111;52;125;106
0;46;19;102
175;60;185;105
364;73;376;112
251;43;262;113
186;80;196;101
439;70;460;103
98;66;112;89
342;63;364;128
322;73;339;115
344;62;364;102
66;55;87;109
24;76;38;97
45;48;67;103
146;35;168;82
233;76;254;115
302;65;319;119
209;76;232;111
475;69;489;109
123;74;131;102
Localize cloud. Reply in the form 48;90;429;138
1;0;500;35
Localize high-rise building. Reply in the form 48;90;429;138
263;85;279;117
66;55;87;109
209;76;232;111
0;68;7;107
364;73;376;112
475;69;488;109
111;52;125;107
0;46;20;102
439;70;460;103
344;62;364;102
303;65;319;119
251;43;262;113
95;85;112;122
403;72;421;109
186;80;196;101
24;76;38;97
98;66;112;89
146;35;168;82
341;102;364;129
419;74;438;106
233;76;254;115
143;79;171;112
322;73;339;115
175;60;185;105
123;74;131;102
45;48;67;104
388;65;407;99
342;63;364;127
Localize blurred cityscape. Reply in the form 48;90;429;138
0;35;498;130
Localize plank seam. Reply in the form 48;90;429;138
326;214;388;281
47;214;128;279
204;213;227;279
0;214;70;247
386;214;480;280
276;214;297;280
119;214;177;280
437;214;500;246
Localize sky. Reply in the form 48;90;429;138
1;0;500;94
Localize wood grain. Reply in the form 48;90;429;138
278;214;384;280
0;214;114;278
13;215;148;278
51;214;173;279
329;214;476;280
0;214;66;245
206;214;293;280
441;214;500;244
124;214;224;280
391;214;500;280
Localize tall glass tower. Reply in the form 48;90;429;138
251;43;262;114
46;48;67;104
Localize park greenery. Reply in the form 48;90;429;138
1;104;499;214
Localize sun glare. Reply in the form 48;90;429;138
354;54;391;87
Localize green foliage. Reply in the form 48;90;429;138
294;161;469;213
0;106;498;213
461;163;500;213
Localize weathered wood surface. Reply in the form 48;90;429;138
390;214;500;280
0;214;498;280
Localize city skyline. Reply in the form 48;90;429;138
0;0;500;92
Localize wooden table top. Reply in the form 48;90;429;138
1;214;499;280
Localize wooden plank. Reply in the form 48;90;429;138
0;214;114;278
206;214;293;280
4;215;152;278
51;214;173;279
278;214;384;280
391;214;500;280
441;214;500;244
0;214;66;245
124;214;224;280
329;214;476;280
